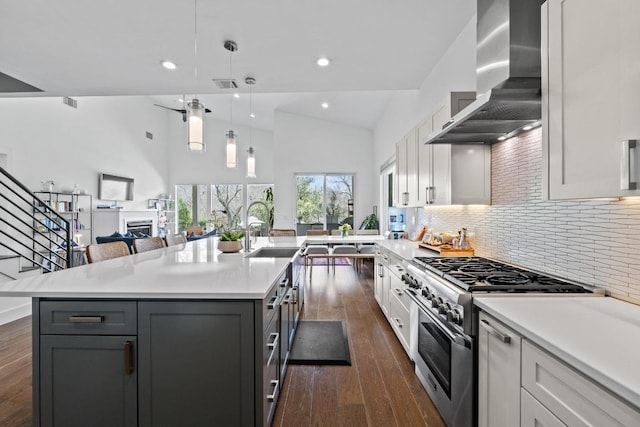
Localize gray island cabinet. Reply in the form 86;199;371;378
15;237;305;427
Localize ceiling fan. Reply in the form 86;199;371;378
154;99;212;122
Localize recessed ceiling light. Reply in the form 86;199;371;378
498;135;507;141
161;60;177;70
316;57;330;67
250;113;255;118
233;93;240;99
522;125;533;131
321;102;329;109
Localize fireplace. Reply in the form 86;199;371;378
126;220;153;236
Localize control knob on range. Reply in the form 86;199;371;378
421;287;432;299
447;309;462;325
432;296;443;308
438;302;451;315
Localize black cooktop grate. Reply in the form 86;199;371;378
411;256;590;293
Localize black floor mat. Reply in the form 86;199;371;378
288;321;351;365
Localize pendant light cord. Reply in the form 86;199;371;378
229;48;233;126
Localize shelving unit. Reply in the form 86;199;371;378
148;196;175;237
34;192;93;263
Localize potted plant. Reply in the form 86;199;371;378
217;229;245;253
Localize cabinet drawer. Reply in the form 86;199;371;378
520;388;564;427
522;340;640;426
389;292;410;352
40;300;137;335
389;283;411;311
263;273;286;327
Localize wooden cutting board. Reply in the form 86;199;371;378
418;243;474;257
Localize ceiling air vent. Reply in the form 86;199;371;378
62;96;77;108
212;79;238;89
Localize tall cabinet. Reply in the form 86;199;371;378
544;0;640;199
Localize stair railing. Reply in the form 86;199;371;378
0;166;71;272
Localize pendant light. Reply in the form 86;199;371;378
187;0;205;151
224;40;238;168
245;77;256;178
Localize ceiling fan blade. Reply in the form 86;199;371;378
204;108;212;113
153;104;187;114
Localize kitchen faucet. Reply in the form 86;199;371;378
244;201;270;252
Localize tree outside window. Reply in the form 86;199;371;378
176;184;208;232
211;184;243;230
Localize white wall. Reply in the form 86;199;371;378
273;111;375;229
0;96;172;209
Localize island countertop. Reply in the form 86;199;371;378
0;237;306;300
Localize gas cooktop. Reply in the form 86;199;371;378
411;256;591;293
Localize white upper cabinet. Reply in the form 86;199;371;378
394;129;414;206
544;0;640;199
419;92;491;206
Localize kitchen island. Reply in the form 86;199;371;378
0;237;306;427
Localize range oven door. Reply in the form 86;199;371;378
409;295;473;427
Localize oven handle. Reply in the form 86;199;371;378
406;289;468;346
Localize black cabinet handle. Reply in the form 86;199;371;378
124;341;134;375
68;315;104;323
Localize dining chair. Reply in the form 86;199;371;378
304;230;330;277
269;229;297;237
332;244;358;273
164;233;187;246
185;226;205;237
86;241;130;264
133;237;166;254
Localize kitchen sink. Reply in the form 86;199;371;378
244;247;300;258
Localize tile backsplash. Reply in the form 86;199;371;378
417;128;640;303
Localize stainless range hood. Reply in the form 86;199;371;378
426;0;545;144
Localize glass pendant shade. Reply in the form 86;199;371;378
246;147;256;178
188;99;204;151
226;130;237;168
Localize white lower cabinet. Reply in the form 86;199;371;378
374;246;410;357
522;340;640;427
477;312;523;427
520;389;564;427
480;311;640;427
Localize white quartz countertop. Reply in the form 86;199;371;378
0;237;306;300
376;239;439;260
474;296;640;409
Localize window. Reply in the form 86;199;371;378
295;174;354;235
176;184;208;232
211;184;244;231
247;184;274;236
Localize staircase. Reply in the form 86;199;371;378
0;165;72;275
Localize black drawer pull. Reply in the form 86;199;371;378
68;315;104;324
124;341;134;375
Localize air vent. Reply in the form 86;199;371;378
212;79;238;89
62;97;77;108
145;132;153;140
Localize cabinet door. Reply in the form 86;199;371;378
138;301;255;427
396;138;409;206
406;129;419;206
431;145;451;205
450;145;491;205
39;335;137;427
521;389;565;427
546;0;640;199
416;119;433;206
477;312;522;427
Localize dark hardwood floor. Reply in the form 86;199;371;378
0;315;32;427
0;262;444;427
273;262;445;427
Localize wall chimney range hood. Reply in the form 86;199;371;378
425;0;545;144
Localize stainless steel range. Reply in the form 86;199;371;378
403;256;597;427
